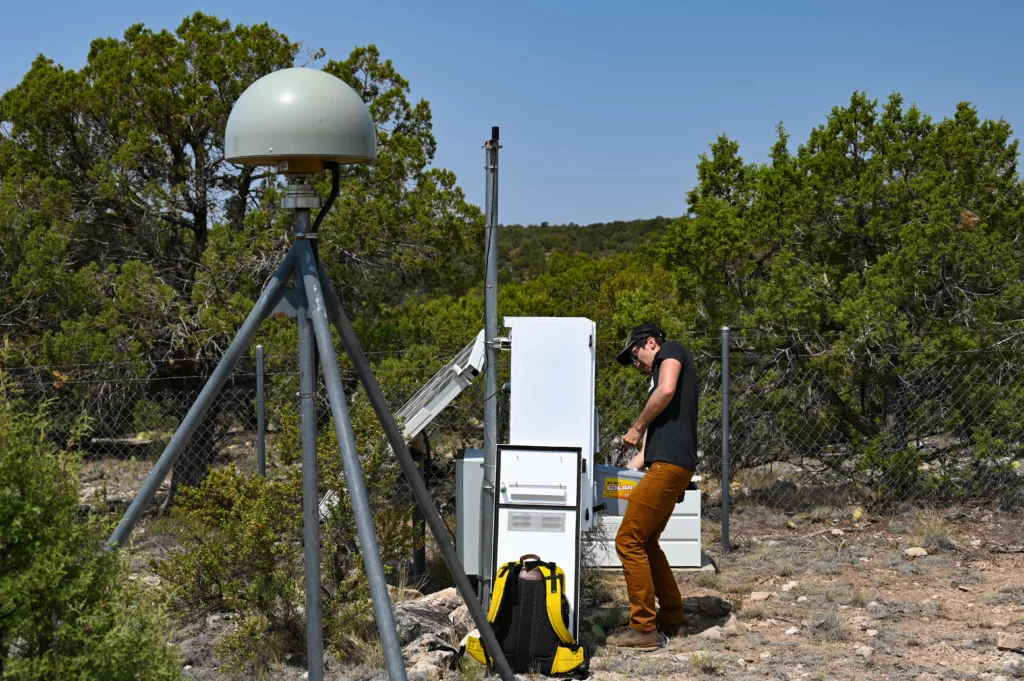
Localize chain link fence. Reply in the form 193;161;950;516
723;335;1024;541
6;333;1023;563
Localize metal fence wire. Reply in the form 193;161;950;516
6;332;1023;559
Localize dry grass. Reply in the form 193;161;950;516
811;608;845;642
914;510;959;552
453;656;486;681
737;601;767;620
387;566;427;604
338;635;385;677
814;558;841;575
702;521;723;546
693;570;721;589
734;466;779;490
690;651;723;675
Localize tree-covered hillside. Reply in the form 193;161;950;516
497;217;672;282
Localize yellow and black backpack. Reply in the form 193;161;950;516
464;554;589;678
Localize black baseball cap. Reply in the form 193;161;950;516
615;323;665;366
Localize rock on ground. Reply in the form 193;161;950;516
402;634;458;676
696;626;722;640
748;591;776;602
392;601;457;647
418;587;463;613
448;604;475;641
997;632;1023;651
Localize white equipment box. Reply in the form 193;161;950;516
455;449;485;579
493;445;582;636
505;317;597;531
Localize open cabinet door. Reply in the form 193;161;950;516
493;445;582;637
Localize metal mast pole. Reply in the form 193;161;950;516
296;220;325;681
296;241;407;681
480;126;501;605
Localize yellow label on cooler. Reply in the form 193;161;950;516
604;478;636;499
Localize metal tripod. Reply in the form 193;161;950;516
107;164;516;681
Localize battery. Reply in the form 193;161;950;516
594;464;701;516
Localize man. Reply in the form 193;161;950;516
606;323;698;651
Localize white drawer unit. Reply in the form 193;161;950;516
592;507;703;568
493;444;582;636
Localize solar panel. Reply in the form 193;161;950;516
320;329;486;520
395;329;486;439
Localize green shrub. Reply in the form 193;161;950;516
215;613;293;679
153;380;420;675
153;464;306;675
153;465;305;618
0;371;182;680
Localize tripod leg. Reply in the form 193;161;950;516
295;241;408;681
297;273;325;681
108;250;297;549
315;262;517;681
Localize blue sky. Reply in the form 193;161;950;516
2;0;1022;226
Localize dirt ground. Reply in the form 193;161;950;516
80;448;1024;681
568;506;1024;681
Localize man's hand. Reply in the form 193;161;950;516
626;451;645;471
623;425;643;448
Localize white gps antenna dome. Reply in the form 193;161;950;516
225;68;376;174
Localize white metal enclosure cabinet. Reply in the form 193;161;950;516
493;445;583;636
505;316;597;530
455;449;485;579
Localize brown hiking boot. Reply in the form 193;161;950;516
606;627;659;651
657;619;687;638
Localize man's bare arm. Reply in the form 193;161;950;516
632;357;682;433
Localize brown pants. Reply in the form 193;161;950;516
614;461;694;632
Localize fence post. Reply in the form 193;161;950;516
256;344;266;477
721;326;730;555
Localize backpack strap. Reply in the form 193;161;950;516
465;560;520;668
550;645;588;676
535;563;578;648
487;561;517;623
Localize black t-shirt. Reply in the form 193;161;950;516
643;341;699;472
